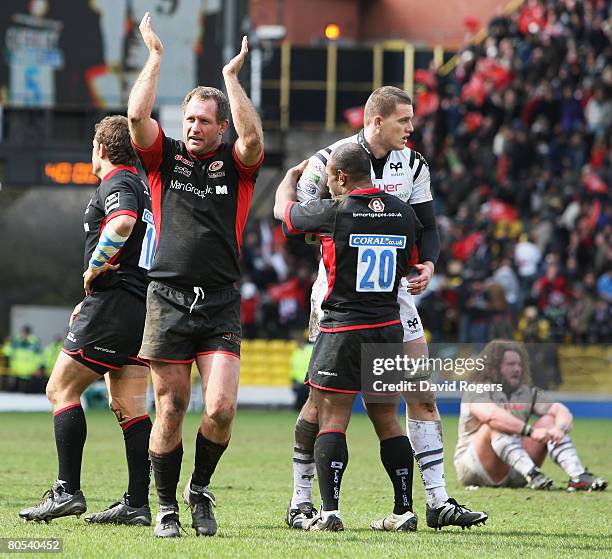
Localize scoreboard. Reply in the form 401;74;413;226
1;149;99;188
41;160;97;186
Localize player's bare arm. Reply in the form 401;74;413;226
83;214;136;295
469;402;548;439
545;402;574;443
222;36;264;166
274;160;309;220
127;12;163;149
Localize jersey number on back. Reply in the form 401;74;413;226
350;234;406;292
139;209;156;270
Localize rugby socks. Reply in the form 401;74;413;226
314;431;348;511
122;416;152;508
547;436;585;480
54;404;87;495
407;419;449;508
150;443;183;507
291;417;319;507
191;431;228;488
380;436;414;514
490;433;535;477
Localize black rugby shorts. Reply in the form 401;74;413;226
307;323;403;393
63;288;148;375
139;281;241;363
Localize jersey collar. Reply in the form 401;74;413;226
357;129;391;163
350;187;380;195
102;166;138;181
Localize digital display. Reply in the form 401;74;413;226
42;161;97;185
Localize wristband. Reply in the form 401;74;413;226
520;422;533;437
89;226;129;268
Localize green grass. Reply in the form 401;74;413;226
1;410;611;558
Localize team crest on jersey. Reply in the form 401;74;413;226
368;198;385;213
209;160;224;172
390;162;403;171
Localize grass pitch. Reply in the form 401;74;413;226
1;409;611;558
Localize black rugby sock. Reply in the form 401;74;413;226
380;435;414;515
54;404;87;495
150;443;183;507
123;416;152;508
314;431;348;511
191;431;228;488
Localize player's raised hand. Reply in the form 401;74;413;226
223;36;249;77
139;12;164;55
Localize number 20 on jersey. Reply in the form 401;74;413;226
350;234;406;292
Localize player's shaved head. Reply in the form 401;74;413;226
364;86;412;125
329;144;371;184
94;115;137;166
183;86;230;123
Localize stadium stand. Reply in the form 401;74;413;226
239;0;611;348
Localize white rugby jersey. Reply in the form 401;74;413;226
296;130;432;205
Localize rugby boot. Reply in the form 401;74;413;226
526;467;554;490
182;479;217;536
19;480;86;523
153;505;181;538
426;498;487;530
84;494;151;525
285;501;315;530
370;509;418;532
307;508;344;532
567;470;608;492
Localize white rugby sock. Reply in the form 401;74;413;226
407;419;449;508
547;436;584;480
291;418;318;508
490;433;535;477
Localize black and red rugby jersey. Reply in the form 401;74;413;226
84;166;154;299
286;189;421;332
134;123;263;289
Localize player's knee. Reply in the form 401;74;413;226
157;393;188;424
206;397;236;427
109;397;147;427
45;381;60;405
300;394;318;423
45;377;74;406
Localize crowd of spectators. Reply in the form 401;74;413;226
240;0;611;345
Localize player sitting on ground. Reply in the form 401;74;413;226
454;339;608;492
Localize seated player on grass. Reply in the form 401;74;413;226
454;339;608;491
